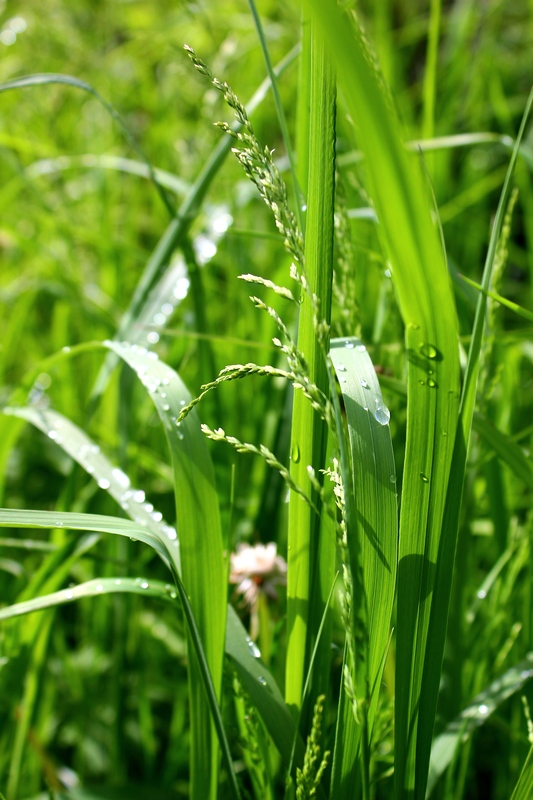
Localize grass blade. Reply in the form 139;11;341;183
427;653;533;797
329;337;397;796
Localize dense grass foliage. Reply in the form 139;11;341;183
1;1;533;799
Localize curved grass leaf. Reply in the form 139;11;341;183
21;154;190;196
0;576;178;621
2;406;180;569
329;337;398;796
427;653;533;797
459;274;533;323
0;509;172;568
101;341;225;800
0;73;175;217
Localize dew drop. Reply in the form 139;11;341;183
420;473;429;483
141;581;149;589
258;676;267;686
357;344;367;352
390;475;396;484
477;589;487;599
95;583;104;592
427;379;437;388
133;490;145;503
344;340;355;349
246;637;261;658
62;346;71;353
374;403;390;426
115;579;122;586
65;590;73;599
163;404;170;411
420;343;438;359
360;379;369;388
143;502;154;514
112;468;130;489
151;511;163;523
48;430;59;440
291;443;300;463
419;380;425;385
163;525;177;541
98;478;111;490
337;364;347;372
478;704;489;716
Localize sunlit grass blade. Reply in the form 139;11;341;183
286;17;336;715
0;509;171;567
2;405;179;565
330;338;397;717
329;337;397;797
427;653;533;797
0;576;178;621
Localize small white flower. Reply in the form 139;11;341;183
229;542;287;639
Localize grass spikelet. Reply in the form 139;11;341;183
296;694;330;800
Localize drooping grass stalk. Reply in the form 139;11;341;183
90;45;300;404
285;20;336;712
248;0;304;233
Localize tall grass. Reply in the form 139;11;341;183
1;1;533;799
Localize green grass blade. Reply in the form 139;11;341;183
21;154;190;196
2;406;179;566
427;653;533;797
417;87;533;798
302;4;461;797
0;569;242;800
510;746;533;800
0;509;171;566
0;576;178;621
473;413;533;490
286;17;336;713
330;338;397;718
225;606;306;774
103;341;226;800
459;274;533;323
422;0;442;141
329;337;397;797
